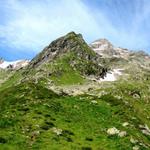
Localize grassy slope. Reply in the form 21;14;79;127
45;52;86;85
0;81;149;150
0;50;149;150
0;70;8;80
0;70;22;91
0;70;14;86
26;52;87;86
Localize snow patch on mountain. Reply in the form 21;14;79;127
99;69;123;82
0;60;29;69
90;39;130;59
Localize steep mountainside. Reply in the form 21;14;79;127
25;32;108;85
90;39;130;59
0;32;150;150
90;39;150;71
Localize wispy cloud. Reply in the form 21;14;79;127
0;0;150;60
84;0;150;51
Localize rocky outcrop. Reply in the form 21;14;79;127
90;39;130;59
90;38;150;71
28;32;108;79
107;127;127;137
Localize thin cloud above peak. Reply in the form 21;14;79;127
0;0;150;60
0;0;100;52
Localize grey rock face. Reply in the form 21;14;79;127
90;39;130;59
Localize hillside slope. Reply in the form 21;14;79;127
0;81;150;150
0;32;150;150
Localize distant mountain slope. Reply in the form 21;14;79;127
90;39;150;71
0;59;29;70
90;39;130;59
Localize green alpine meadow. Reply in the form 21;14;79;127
0;32;150;150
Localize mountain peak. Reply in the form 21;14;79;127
29;32;94;68
93;38;112;44
27;32;108;83
65;31;83;38
65;31;78;37
90;38;132;59
90;38;113;49
90;38;117;57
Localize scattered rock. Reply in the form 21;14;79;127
118;131;127;137
131;117;137;120
74;105;79;109
133;94;141;99
124;101;129;105
141;129;150;136
31;131;40;140
107;127;120;135
32;130;40;135
52;127;62;135
132;145;140;150
91;100;98;104
129;90;141;99
114;95;122;99
139;124;150;136
122;122;129;127
139;142;147;148
107;127;127;138
130;137;138;144
146;116;150;119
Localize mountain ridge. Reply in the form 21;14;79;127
90;38;150;59
0;32;150;150
24;32;108;85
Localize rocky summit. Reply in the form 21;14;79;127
25;32;108;85
0;32;150;150
90;39;130;59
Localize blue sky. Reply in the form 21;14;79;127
0;0;150;60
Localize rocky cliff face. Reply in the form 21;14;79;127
90;39;150;71
28;32;108;79
90;39;130;59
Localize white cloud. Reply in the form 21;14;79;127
0;0;101;52
0;0;150;55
